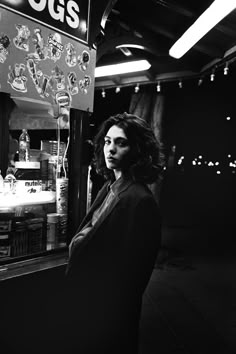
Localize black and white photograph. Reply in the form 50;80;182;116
0;1;235;354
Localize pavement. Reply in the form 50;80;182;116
139;226;236;354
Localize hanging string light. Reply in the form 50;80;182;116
224;62;229;75
115;86;121;93
198;77;203;86
101;88;106;98
210;69;215;82
134;83;140;93
96;60;234;94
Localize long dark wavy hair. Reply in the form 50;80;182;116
93;112;164;184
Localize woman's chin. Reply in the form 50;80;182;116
106;162;116;169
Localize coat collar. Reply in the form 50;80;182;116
78;176;133;232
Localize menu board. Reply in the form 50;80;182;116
0;7;96;112
0;0;90;44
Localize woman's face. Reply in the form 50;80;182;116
103;125;130;176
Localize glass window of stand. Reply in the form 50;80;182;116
0;124;69;264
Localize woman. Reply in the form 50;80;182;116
65;112;163;354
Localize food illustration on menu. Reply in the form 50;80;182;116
0;13;93;109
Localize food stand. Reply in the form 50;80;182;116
0;0;97;278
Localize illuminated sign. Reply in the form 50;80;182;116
0;0;90;44
0;8;96;112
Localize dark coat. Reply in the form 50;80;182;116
64;178;162;354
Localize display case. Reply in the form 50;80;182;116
0;155;67;259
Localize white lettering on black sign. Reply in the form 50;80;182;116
28;0;80;29
0;0;89;43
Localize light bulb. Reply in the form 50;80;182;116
198;78;203;86
134;84;140;93
224;63;229;75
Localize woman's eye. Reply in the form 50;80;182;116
104;140;110;145
117;140;128;147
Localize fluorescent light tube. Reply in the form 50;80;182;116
169;0;236;59
116;44;145;50
95;60;151;78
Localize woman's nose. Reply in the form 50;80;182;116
108;142;116;153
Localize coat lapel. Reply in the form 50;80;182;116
82;178;134;239
72;178;134;252
78;181;109;231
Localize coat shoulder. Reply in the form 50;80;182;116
119;182;159;209
123;181;155;197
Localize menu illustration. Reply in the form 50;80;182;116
0;8;96;112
